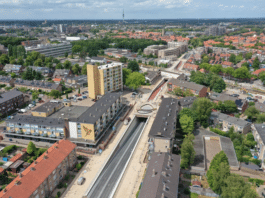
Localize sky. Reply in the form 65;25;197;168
0;0;264;20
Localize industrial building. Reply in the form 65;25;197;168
87;63;123;99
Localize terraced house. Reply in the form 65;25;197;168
0;140;77;198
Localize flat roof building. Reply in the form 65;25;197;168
87;63;123;99
31;101;64;117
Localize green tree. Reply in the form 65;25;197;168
125;72;145;90
56;63;63;69
211;77;226;93
137;48;142;55
209;64;222;74
122;68;132;85
221;174;258;198
180;134;195;169
235;55;243;64
32;92;38;101
10;59;16;64
229;54;236;64
34;58;43;66
81;64;87;75
256;113;265;123
217;100;238;113
72;45;82;54
17;56;24;65
127;60;140;72
64;52;68;58
252;57;260;70
119;56;128;63
179;108;197;121
245;52;252;60
207;151;230;194
63;60;72;69
244;106;260;120
53;58;60;64
72;63;80;74
233;67;251;79
179;115;194;134
173;87;184;96
8;44;13;57
27;141;37;155
78;88;80;94
50;90;61;99
10;73;16;78
0;54;9;65
190;71;205;85
192;98;213;127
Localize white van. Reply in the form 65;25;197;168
77;177;85;185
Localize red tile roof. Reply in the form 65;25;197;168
53;78;62;82
183;63;199;71
252;68;265;76
222;61;233;66
9;153;22;163
0;140;76;198
0;167;4;174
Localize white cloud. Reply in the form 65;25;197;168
239;5;244;8
43;8;53;12
218;4;223;7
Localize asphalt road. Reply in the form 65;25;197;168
86;121;146;198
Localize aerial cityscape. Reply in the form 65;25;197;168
0;1;265;198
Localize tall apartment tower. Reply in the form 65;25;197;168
123;9;124;22
87;63;123;99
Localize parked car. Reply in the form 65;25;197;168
92;99;96;102
77;177;85;185
132;92;138;95
246;97;254;102
84;91;88;94
28;104;34;108
77;98;83;101
82;95;87;99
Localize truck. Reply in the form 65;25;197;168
124;117;131;125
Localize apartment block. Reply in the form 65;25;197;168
25;42;72;57
0;140;77;198
87;63;123;99
143;45;167;56
5;115;65;140
205;25;226;36
69;93;122;143
252;124;265;169
148;98;179;153
21;39;43;47
0;90;25;116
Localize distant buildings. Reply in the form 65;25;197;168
23;66;54;77
21;40;43;47
205;25;226;36
145;70;161;85
65;75;88;88
3;64;23;75
252;124;265;169
0;140;77;198
25;42;72;58
87;63;123;100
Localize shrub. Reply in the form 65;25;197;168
248;178;265;186
65;174;70;181
250;159;261;166
76;163;82;170
64;183;67;188
80;161;85;166
184;188;190;195
57;182;63;189
0;162;4;166
77;155;83;160
57;191;61;197
209;127;229;137
27;158;33;164
2;145;17;154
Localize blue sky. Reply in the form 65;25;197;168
0;0;264;20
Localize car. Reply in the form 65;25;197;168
75;94;78;97
92;99;96;102
230;94;239;97
28;104;34;108
132;92;138;95
77;98;82;101
263;101;265;104
77;177;85;185
82;95;87;99
84;91;88;94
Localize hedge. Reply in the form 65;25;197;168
1;145;17;154
209;127;229;137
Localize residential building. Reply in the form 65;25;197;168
31;101;64;117
25;42;72;57
52;69;71;80
64;75;88;88
148;98;179;153
205;25;226;36
90;57;107;64
14;79;62;93
167;78;208;97
209;92;248;113
87;63;123;99
104;48;132;58
252;124;265;169
5;115;65;140
145;70;161;85
69;93;122;143
3;64;23;74
0;90;25;116
210;111;251;134
255;102;265;113
0;75;15;86
0;140;77;198
178;97;196;108
138;153;181;198
24;66;54;77
183;63;199;72
143;45;168;56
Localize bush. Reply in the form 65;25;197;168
64;183;67;188
250;159;261;165
0;162;4;166
184;188;190;195
57;191;61;197
65;174;70;181
248;178;265;186
76;163;82;170
209;127;229;137
77;155;83;160
57;182;63;189
80;161;85;166
27;158;33;164
2;145;17;154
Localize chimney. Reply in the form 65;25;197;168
162;171;166;177
167;161;170;167
43;155;48;159
152;169;156;176
34;160;38;165
3;189;7;193
161;193;165;198
169;155;171;161
30;167;35;171
19;173;23;178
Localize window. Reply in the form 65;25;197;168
35;195;39;198
33;190;38;195
53;170;56;174
41;190;44;195
53;174;57;180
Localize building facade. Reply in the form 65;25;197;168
252;124;265;169
0;140;77;198
25;42;72;57
87;63;123;99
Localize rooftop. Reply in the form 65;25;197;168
0;140;76;198
168;78;206;91
6;115;64;128
32;101;62;113
0;89;23;104
49;105;90;120
74;92;122;124
14;78;60;90
97;63;123;70
138;152;181;198
211;111;250;127
149;98;179;139
254;124;265;144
